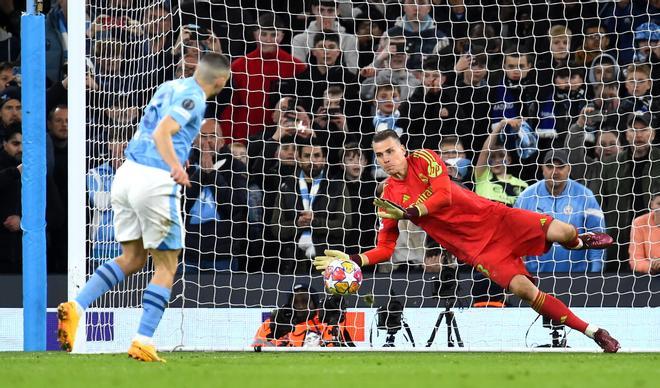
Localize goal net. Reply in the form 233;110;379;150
77;0;660;352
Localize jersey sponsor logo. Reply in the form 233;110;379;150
182;98;195;110
414;187;434;205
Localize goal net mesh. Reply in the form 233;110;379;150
82;0;659;351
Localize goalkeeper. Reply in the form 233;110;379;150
314;129;620;353
56;53;231;361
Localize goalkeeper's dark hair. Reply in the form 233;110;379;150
196;53;231;83
372;129;402;145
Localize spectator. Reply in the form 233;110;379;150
489;46;553;148
221;13;306;142
618;64;658;121
0;124;20;273
515;150;605;273
599;0;647;65
371;83;403;136
632;23;660;96
337;144;378;255
438;135;471;186
353;7;386;69
566;106;622;184
455;51;490;152
359;36;421;103
184;119;248;271
87;128;127;260
45;0;67;85
474;118;528;206
434;0;481;41
0;62;15;94
312;86;360;169
379;0;449;70
590;111;660;267
48;105;68;205
547;67;587;147
629;193;660;275
537;25;575;85
399;55;458;150
248;96;314;186
0;85;20;138
291;0;359;73
0;0;19;62
269;143;351;274
575;22;612;69
279;32;358;115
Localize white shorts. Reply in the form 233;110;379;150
111;160;184;250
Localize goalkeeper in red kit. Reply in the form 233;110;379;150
313;130;620;352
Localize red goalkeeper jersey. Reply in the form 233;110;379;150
364;149;512;265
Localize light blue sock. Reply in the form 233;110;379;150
75;259;126;309
137;284;171;338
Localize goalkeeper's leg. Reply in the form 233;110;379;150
57;239;147;352
546;219;613;250
128;248;177;362
509;275;620;353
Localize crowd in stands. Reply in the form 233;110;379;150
1;0;660;278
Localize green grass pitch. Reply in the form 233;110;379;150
1;352;658;388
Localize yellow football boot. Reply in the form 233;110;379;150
128;340;166;362
57;301;81;352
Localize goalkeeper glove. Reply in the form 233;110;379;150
373;198;427;220
313;250;365;271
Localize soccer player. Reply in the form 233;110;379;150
314;129;621;352
57;53;231;361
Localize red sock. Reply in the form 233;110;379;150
560;226;580;249
531;291;588;333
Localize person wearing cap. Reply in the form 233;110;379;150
589;111;660;266
514;149;605;273
474;118;528;206
291;0;358;73
0;86;20;139
220;13;306;142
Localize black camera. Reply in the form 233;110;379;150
431;265;459;301
318;295;346;326
376;299;403;335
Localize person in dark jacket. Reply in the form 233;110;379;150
183;119;248;271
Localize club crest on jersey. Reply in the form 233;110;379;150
563;205;573;215
182;99;195;110
403;194;410;203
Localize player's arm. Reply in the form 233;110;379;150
313;207;400;270
152;115;190;187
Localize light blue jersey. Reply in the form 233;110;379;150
125;77;207;171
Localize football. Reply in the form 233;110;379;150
323;258;362;295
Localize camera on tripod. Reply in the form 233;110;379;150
425;248;464;347
537;316;568;348
370;292;415;347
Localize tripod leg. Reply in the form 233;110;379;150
446;312;455;347
425;312;447;347
446;311;464;347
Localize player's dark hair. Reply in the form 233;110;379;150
372;129;401;145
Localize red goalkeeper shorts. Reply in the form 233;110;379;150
470;208;553;289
